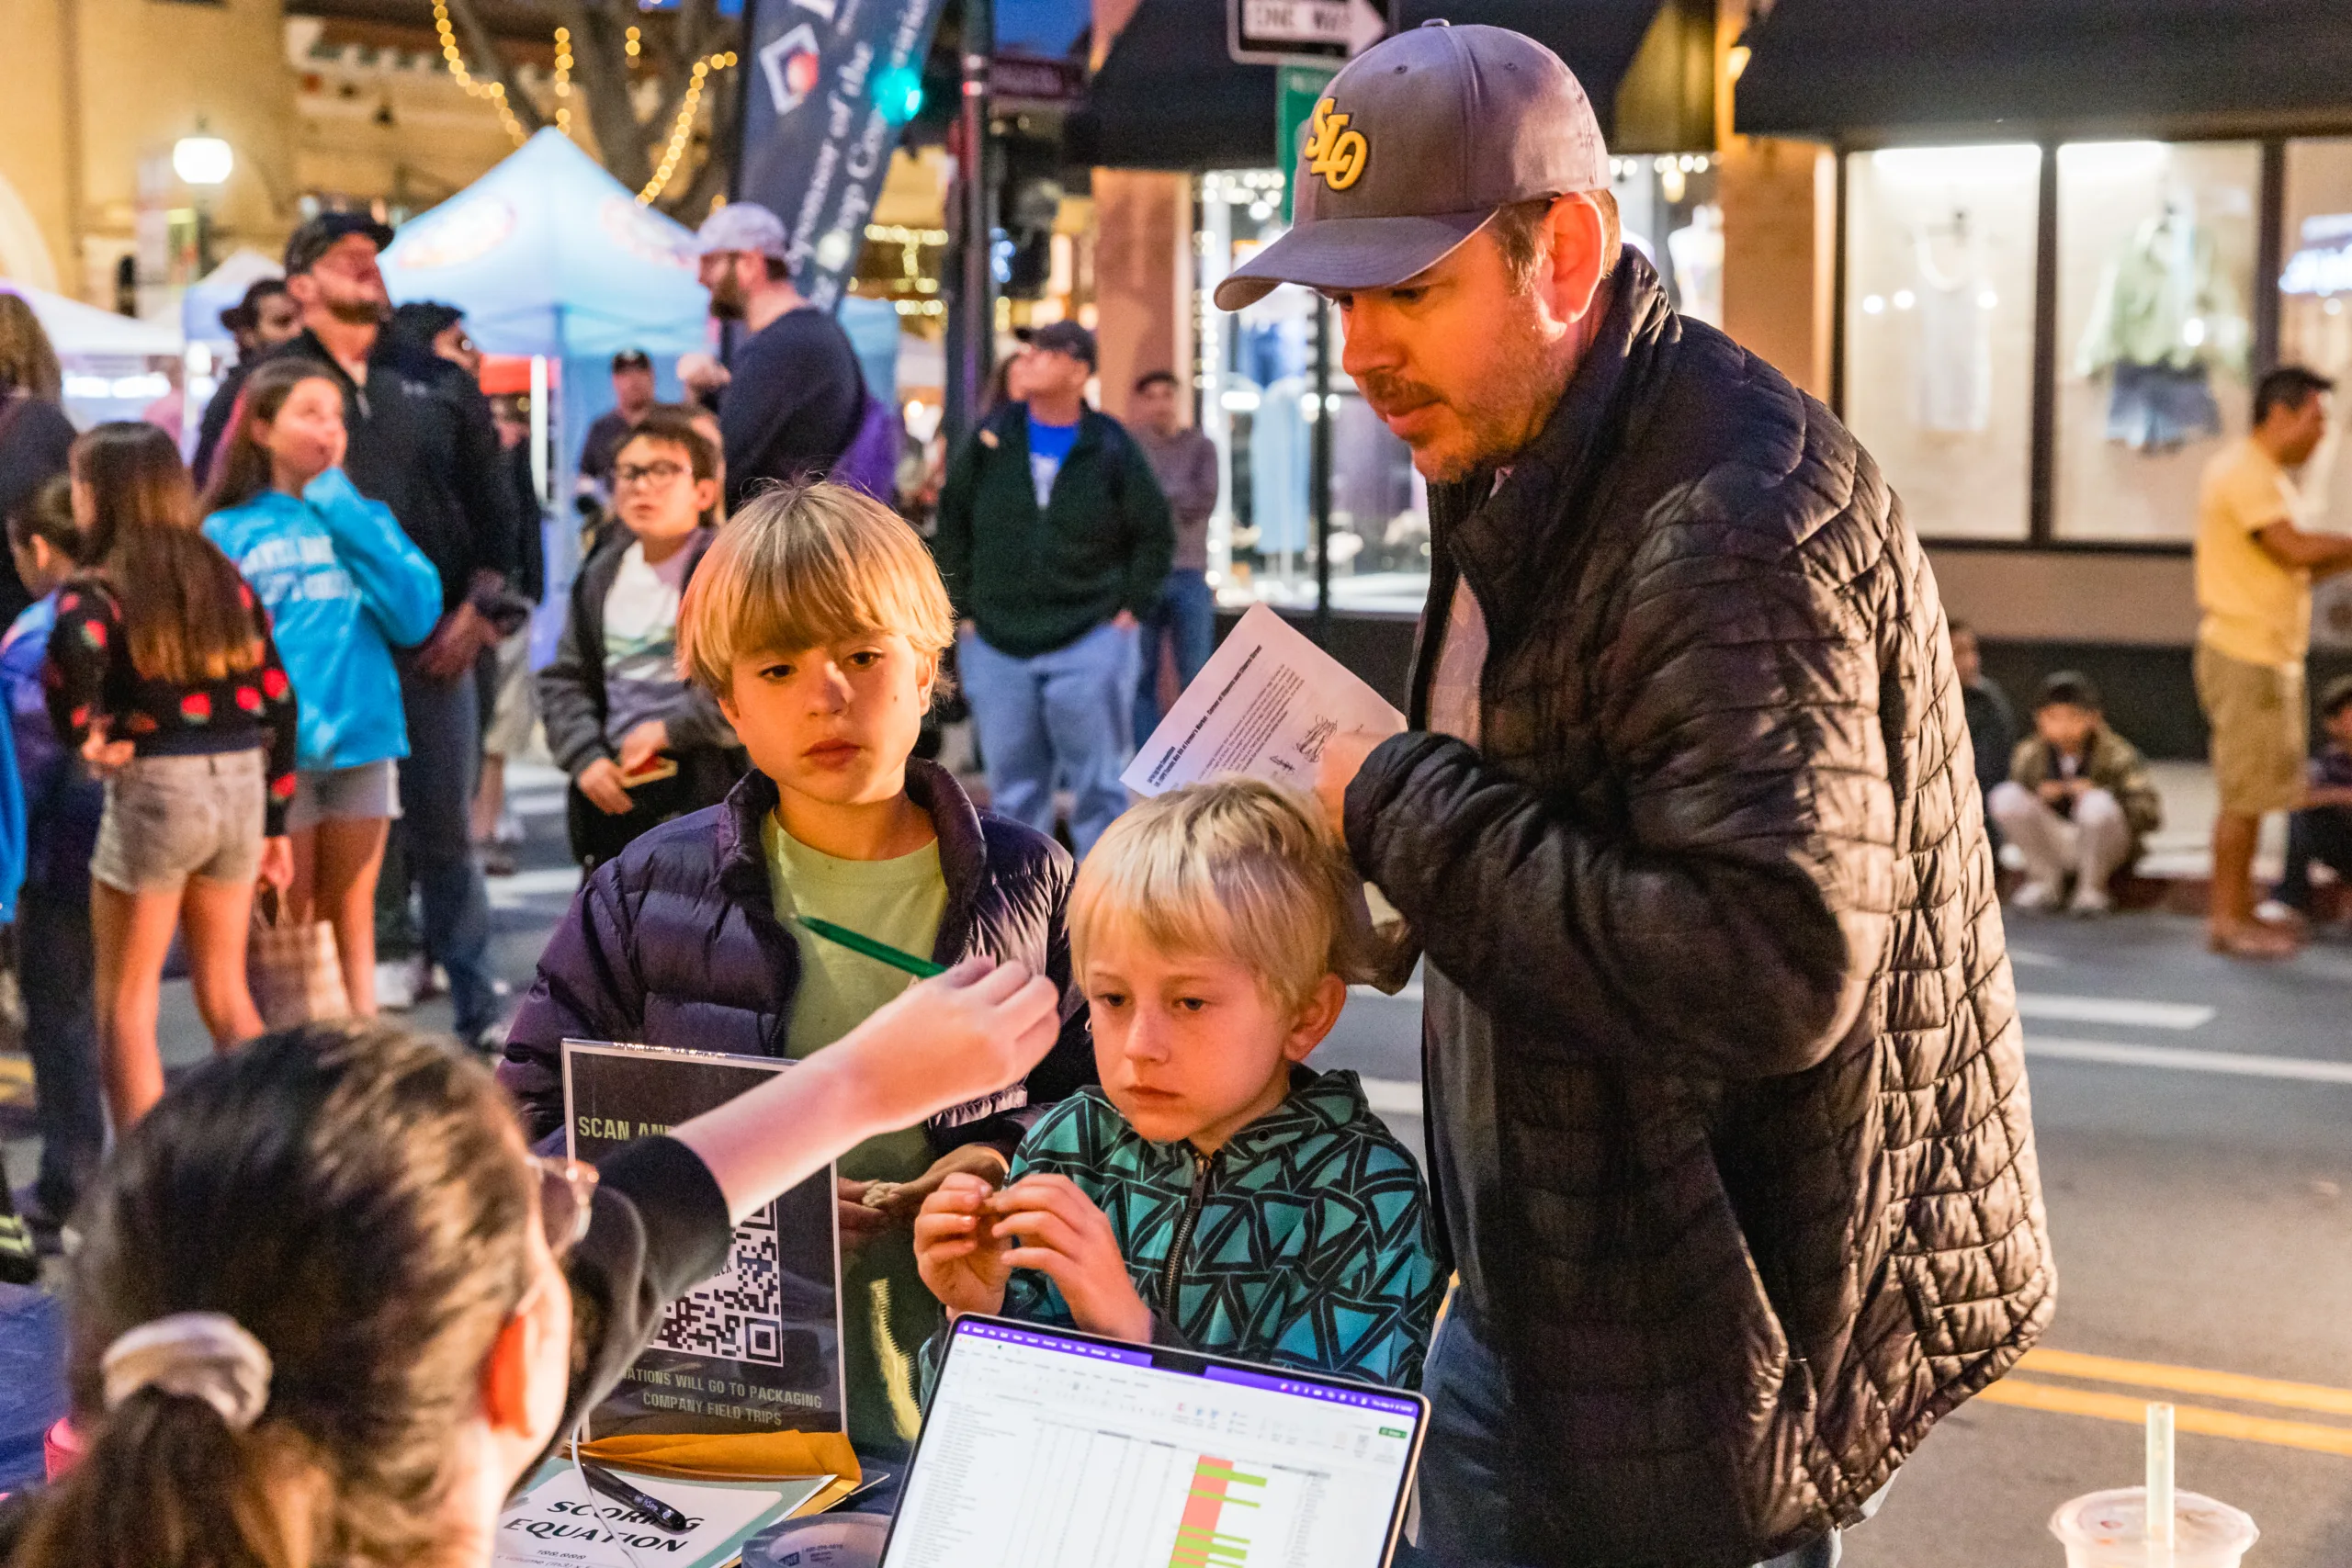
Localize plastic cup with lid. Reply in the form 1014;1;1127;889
2049;1487;2259;1568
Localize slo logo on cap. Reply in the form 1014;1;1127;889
1303;99;1368;191
1214;25;1611;310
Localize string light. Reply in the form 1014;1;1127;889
552;26;573;137
431;0;526;145
638;51;737;205
625;25;641;59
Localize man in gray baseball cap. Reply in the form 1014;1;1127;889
677;201;865;507
1252;23;2050;1568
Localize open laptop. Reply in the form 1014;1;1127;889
880;1315;1428;1568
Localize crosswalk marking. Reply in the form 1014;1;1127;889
1355;1042;2352;1119
488;867;585;910
2027;1036;2352;1085
2017;994;2216;1031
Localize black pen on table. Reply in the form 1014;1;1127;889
581;1461;692;1533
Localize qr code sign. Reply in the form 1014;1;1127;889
657;1201;785;1364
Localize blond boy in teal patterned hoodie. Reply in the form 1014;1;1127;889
916;779;1442;1389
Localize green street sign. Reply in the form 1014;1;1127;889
1278;63;1339;222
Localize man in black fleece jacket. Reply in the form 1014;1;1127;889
264;213;522;1049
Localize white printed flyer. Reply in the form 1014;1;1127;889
1123;603;1405;797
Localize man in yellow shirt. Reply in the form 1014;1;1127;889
2195;367;2352;957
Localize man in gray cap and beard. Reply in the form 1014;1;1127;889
679;202;867;511
1219;22;2054;1568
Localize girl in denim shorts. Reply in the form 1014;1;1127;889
42;423;298;1129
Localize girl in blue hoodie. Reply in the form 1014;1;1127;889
202;358;442;1016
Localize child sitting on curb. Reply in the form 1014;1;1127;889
915;778;1443;1388
1988;671;2163;916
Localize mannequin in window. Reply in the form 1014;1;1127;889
2075;188;2247;453
1914;209;1993;435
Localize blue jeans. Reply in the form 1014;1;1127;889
2275;805;2352;913
1414;1309;1860;1568
958;621;1137;861
1134;570;1216;747
19;879;101;1222
397;663;499;1036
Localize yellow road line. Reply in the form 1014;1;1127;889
1980;1379;2352;1458
2021;1348;2352;1418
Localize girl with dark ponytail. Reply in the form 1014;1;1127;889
6;961;1062;1568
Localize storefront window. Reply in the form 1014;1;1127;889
2283;141;2352;530
1613;155;1722;326
1839;145;2040;542
1196;170;1429;615
2053;141;2260;542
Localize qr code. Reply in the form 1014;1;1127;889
657;1201;785;1364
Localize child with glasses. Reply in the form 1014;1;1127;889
538;405;746;870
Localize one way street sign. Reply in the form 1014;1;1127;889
1228;0;1386;67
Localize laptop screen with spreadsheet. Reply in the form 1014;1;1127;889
879;1315;1427;1568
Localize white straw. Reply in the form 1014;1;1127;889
2147;1401;2176;1562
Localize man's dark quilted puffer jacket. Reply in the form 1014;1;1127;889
499;759;1096;1148
1345;254;2054;1567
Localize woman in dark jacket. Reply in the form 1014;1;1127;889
0;295;77;632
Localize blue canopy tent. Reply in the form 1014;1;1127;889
378;130;712;639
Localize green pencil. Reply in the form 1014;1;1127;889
794;915;947;978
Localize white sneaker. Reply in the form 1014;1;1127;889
2068;885;2113;918
375;960;418;1011
2011;879;2064;913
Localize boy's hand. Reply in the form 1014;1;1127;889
836;1179;893;1244
986;1175;1152;1343
913;1172;1013;1318
256;836;294;892
869;1145;1009;1224
577;758;634;816
618;720;670;773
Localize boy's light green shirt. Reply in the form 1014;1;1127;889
763;813;948;1456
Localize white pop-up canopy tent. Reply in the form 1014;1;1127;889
379;129;710;363
180;249;283;347
8;283;181;360
3;283;183;430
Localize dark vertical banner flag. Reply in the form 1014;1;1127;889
738;0;947;311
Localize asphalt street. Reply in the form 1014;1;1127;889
7;763;2350;1563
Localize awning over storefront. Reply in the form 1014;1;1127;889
1080;0;1668;172
1736;0;2352;144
